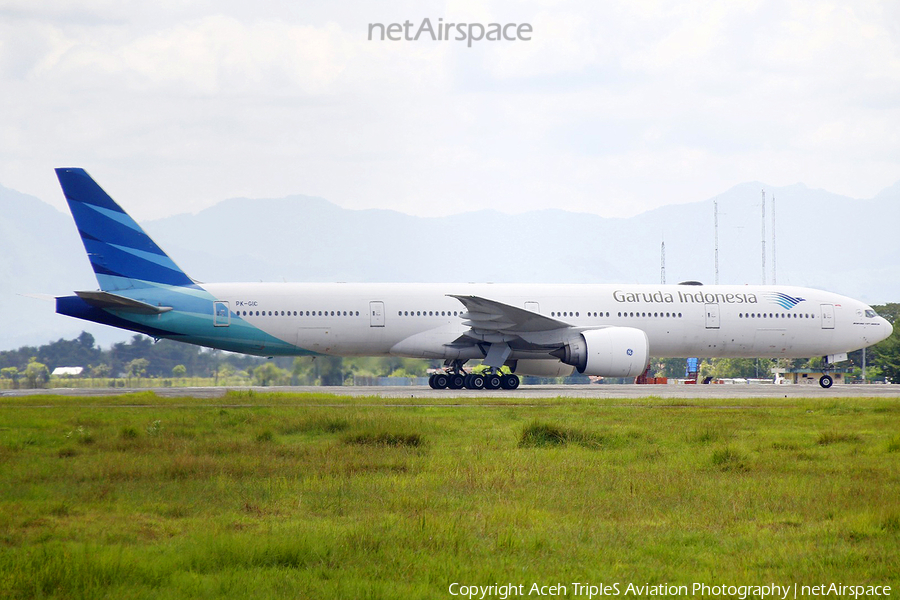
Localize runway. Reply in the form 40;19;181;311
3;383;900;400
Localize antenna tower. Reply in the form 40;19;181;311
761;189;766;285
660;240;666;284
714;199;719;285
771;194;777;285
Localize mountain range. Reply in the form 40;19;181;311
2;178;898;350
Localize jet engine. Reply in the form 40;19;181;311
550;327;649;377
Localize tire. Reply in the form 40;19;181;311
433;374;449;389
501;374;520;390
466;374;485;389
428;374;437;389
819;374;834;389
485;374;502;389
448;374;465;389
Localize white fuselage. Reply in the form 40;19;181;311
200;282;890;360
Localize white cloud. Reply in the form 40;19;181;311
0;0;898;220
485;10;601;78
22;16;355;95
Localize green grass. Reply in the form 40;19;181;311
343;431;422;447
518;420;608;448
0;392;898;598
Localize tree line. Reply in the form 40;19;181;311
0;331;435;388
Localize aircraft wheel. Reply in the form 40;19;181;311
433;374;449;389
819;374;834;389
485;374;502;390
448;374;465;390
465;374;485;389
501;374;520;390
428;374;437;389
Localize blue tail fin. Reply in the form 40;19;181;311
55;168;194;291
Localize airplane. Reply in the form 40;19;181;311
52;168;892;389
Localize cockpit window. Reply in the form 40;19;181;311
865;309;877;318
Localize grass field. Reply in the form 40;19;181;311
0;391;898;599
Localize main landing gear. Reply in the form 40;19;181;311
427;360;520;390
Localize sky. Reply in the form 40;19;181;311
1;0;899;221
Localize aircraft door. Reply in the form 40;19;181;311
821;304;835;329
369;301;385;327
524;302;540;313
705;303;720;329
214;301;230;327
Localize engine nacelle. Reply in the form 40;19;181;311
510;359;575;378
551;327;649;377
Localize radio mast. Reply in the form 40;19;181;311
761;189;766;285
771;194;777;285
714;199;719;285
660;240;666;284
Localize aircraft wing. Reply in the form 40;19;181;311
448;294;570;344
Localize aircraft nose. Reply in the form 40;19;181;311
876;316;894;343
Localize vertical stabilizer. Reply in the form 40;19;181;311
55;168;194;291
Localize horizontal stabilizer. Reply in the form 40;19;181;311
74;290;173;314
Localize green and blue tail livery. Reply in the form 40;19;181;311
54;168;301;356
